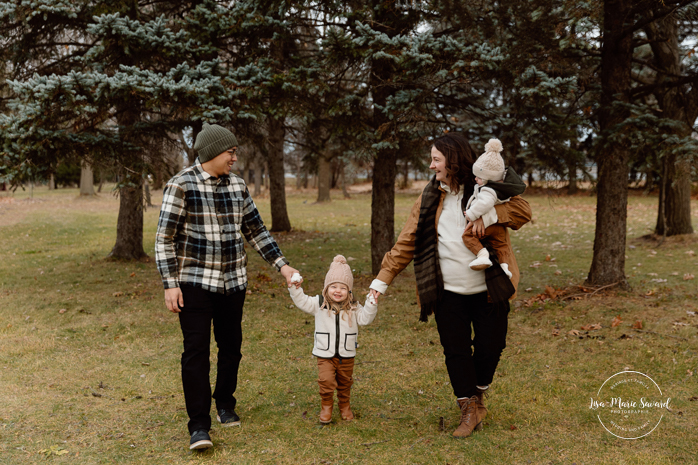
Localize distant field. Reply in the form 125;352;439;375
0;185;696;464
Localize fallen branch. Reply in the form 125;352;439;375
633;329;688;341
562;282;620;301
361;440;389;447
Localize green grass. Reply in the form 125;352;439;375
0;185;696;464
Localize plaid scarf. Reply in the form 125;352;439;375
414;177;444;322
414;177;513;321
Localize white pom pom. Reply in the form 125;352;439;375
333;255;347;264
484;139;503;154
291;273;302;283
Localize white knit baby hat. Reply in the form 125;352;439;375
472;139;505;182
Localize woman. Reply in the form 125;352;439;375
369;132;531;438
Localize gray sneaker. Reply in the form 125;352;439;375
217;409;241;427
189;430;212;450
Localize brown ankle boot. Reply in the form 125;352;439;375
338;402;354;421
453;396;482;438
474;389;488;422
319;401;333;424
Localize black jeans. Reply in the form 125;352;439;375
434;290;509;399
178;284;246;434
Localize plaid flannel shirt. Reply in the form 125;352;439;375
155;162;288;295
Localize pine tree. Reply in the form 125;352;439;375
0;0;233;259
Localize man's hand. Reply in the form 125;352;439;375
165;288;183;313
369;289;382;301
280;264;302;287
464;217;485;238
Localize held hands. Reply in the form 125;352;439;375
165;288;183;313
280;264;303;288
368;288;382;302
464;216;485;238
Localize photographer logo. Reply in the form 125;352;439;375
589;371;670;439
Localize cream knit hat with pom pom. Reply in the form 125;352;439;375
324;255;354;293
472;138;505;182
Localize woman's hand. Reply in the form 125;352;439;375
464;217;485;238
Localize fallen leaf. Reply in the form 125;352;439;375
302;410;308;419
611;316;622;328
551;328;560;336
618;334;632;339
568;329;581;336
545;285;557;299
689;396;698;401
58;308;67;314
510;425;517;430
581;323;602;331
554;270;562;275
529;262;541;268
686;250;695;257
633;320;643;330
113;292;123;297
684;273;695;281
645;290;655;296
129;272;136;277
545;254;551;262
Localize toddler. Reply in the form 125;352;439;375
288;255;377;424
464;138;526;277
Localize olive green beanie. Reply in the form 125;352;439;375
193;123;238;163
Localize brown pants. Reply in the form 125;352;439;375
317;357;354;406
462;223;512;266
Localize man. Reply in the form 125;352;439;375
155;123;300;450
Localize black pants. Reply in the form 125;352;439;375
178;284;245;434
434;290;509;399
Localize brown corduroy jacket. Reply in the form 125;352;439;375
375;189;532;300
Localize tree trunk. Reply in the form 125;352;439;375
243;160;250;185
144;179;153;208
80;161;95;196
340;161;350;199
399;160;410;189
645;15;696;236
369;22;400;275
316;154;332;202
254;152;263;197
567;158;578;195
48;173;55;190
586;0;633;288
371;149;398;275
109;108;147;260
109;177;146;260
656;156;693;236
266;116;292;231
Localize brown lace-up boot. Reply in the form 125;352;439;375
453;396;483;438
474;388;488;422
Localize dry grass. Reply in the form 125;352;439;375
0;185;696;464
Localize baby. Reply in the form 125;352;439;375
287;255;378;424
464;139;526;277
